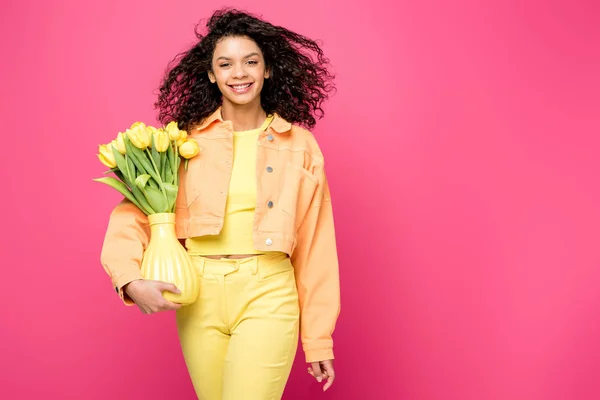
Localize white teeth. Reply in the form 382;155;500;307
232;84;251;89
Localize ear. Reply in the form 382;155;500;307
208;71;216;83
264;69;270;79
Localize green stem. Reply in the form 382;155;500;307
146;148;168;199
174;143;179;187
125;154;133;183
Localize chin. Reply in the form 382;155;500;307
224;95;260;107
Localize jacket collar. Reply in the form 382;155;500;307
193;106;292;133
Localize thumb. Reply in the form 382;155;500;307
157;281;181;294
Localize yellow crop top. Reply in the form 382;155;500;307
185;115;274;256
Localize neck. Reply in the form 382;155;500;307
221;100;267;131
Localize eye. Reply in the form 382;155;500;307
247;60;258;65
219;62;231;68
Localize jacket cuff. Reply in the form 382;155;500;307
303;343;335;363
113;269;143;306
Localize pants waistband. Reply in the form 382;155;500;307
190;252;289;276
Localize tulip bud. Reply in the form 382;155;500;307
176;129;188;147
115;132;126;154
98;144;117;168
165;121;182;141
178;139;200;159
146;126;159;148
127;122;151;149
153;129;170;152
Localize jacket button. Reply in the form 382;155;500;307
267;134;274;141
265;238;273;246
267;201;274;208
266;166;273;173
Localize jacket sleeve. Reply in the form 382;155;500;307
100;199;150;305
291;167;341;363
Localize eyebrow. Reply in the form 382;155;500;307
216;52;260;61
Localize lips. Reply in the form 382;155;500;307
228;83;253;94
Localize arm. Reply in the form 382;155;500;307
291;168;341;363
100;199;150;305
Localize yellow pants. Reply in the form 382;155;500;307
175;252;299;400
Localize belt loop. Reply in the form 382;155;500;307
197;257;206;277
250;257;258;275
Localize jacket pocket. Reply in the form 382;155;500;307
279;163;318;223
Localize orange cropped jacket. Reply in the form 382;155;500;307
100;108;341;363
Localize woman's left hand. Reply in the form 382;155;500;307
308;359;336;391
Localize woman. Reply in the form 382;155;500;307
100;8;340;400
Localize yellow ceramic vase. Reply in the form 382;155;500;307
140;213;199;305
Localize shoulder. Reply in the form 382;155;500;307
283;124;325;164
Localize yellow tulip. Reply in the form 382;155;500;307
153;129;170;152
98;144;117;168
146;126;159;148
179;139;200;159
127;122;151;149
165;121;182;141
176;129;188;147
115;132;126;154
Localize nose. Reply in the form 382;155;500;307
232;63;247;79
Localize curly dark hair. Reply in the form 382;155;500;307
154;7;335;130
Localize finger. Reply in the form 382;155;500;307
323;368;335;391
137;302;150;314
320;361;335;391
323;376;334;391
158;282;181;294
307;367;324;378
310;362;323;382
161;300;182;311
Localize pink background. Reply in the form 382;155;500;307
1;0;599;399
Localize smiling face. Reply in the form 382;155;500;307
208;35;270;108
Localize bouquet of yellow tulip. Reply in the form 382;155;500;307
95;121;201;305
95;121;199;215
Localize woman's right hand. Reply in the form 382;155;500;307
123;279;183;314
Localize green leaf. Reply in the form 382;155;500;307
163;183;178;212
113;170;126;183
125;137;162;185
148;177;159;190
174;148;181;185
131;184;155;214
93;177;144;211
134;171;158;190
150;134;161;179
103;167;119;175
109;151;140;202
125;153;136;182
124;138;148;175
143;185;168;213
135;174;152;191
168;143;177;185
145;147;164;185
111;147;131;182
165;160;173;184
160;151;167;182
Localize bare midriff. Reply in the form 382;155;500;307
202;254;262;260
